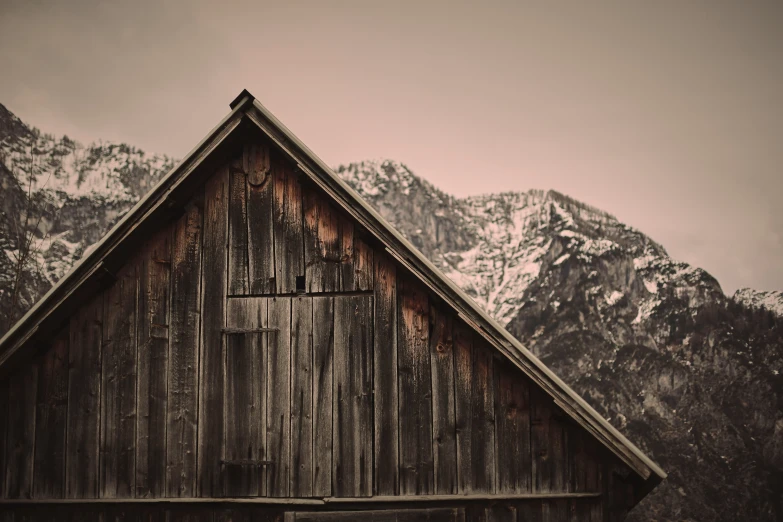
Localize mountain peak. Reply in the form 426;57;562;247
733;288;783;317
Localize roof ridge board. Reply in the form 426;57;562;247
244;97;666;483
0;94;255;366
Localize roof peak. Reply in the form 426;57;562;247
229;88;256;110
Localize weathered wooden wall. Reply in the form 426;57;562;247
0;138;638;520
0;498;609;522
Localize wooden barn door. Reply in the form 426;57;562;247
222;297;274;497
221;294;373;498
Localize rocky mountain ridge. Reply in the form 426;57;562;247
1;104;782;521
733;288;783;318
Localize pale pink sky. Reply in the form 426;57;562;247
1;1;781;294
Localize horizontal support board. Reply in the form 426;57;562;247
0;492;601;505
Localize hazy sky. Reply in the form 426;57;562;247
1;1;781;294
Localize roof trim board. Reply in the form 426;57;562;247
0;90;666;487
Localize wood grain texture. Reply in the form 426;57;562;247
429;306;457;495
291;297;314;497
66;294;103;498
224;298;268;497
303;189;340;293
495;360;531;494
312;296;334;497
267;297;292;497
470;339;496;494
198;164;229;497
272;160;304;294
570;429;601;494
304;189;373;294
373;253;398;496
100;264;138;498
228;164;250;295
33;334;69;498
332;295;373;497
515;500;543;522
465;504;516;522
4;361;37;498
136;229;172;498
245;143;276;295
541;499;569;522
530;388;567;493
397;278;434;495
352;236;374;292
455;326;496;494
166;202;203;498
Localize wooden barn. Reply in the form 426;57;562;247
0;90;665;521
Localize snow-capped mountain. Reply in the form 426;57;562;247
0;102;176;323
733;288;783;318
2;106;782;521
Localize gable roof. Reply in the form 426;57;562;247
0;89;666;490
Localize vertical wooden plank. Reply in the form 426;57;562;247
166;202;203;498
224;298;267;497
488;504;517;522
4;362;37;498
531;388;567;493
103;504;148;522
68;505;104;522
397;278;434;495
100;264;137;499
291;296;314;497
467;504;515;522
373;253;398;496
339;221;374;292
429;306;457;495
516;500;543;522
312;296;334;497
303;189;340;293
454;326;497;494
198;164;229;497
570;428;600;493
228;163;250;295
66;294;103;498
137;229;172;498
33;334;69;498
267;297;291;497
332;295;373;497
453;323;472;494
353;236;374;292
471;338;496;494
541;499;569;522
273;160;304;294
338;219;356;291
245;142;276;295
166;507;214;522
495;360;531;494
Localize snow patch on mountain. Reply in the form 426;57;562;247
733;288;783;317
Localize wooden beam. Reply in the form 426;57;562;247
0;492;601;506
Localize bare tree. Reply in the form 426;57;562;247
2;141;53;332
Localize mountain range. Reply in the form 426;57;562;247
1;102;782;521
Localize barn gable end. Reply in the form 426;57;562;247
0;91;663;521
